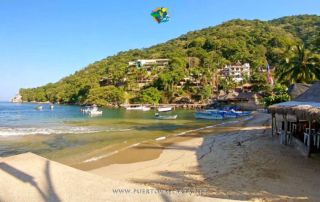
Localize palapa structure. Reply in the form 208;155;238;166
269;82;320;156
287;83;311;99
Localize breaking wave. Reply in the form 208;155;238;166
0;126;132;136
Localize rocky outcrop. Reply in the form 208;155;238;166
11;94;22;103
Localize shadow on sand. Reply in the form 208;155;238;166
131;115;320;201
0;161;61;202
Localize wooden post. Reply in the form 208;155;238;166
271;113;275;137
283;114;288;145
275;114;278;135
307;119;312;157
296;117;299;136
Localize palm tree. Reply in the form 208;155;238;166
277;45;320;85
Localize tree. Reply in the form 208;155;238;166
138;87;162;104
86;86;125;106
277;45;320;85
218;76;236;93
250;72;272;95
263;84;290;106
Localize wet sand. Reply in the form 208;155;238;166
90;113;320;201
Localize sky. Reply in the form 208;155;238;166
0;0;319;100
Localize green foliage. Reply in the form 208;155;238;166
86;86;125;107
276;45;320;85
19;15;320;105
218;77;236;93
263;84;290;106
250;72;272;95
137;87;162;104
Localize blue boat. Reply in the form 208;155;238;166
194;111;224;120
194;109;251;120
221;110;238;118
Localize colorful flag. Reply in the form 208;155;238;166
266;60;274;85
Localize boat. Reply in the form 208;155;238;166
221;110;238;118
88;106;103;116
194;111;224;120
155;113;178;120
230;109;252;117
50;105;54;110
81;105;103;116
35;105;43;110
125;106;151;111
81;106;92;114
157;107;172;112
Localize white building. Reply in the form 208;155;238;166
128;59;170;69
219;62;250;83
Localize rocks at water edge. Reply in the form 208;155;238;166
11;94;22;103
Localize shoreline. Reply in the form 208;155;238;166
72;116;254;171
9;101;210;110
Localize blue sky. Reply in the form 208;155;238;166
0;0;319;100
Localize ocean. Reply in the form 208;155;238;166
0;102;214;160
0;102;201;136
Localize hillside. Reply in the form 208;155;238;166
271;15;320;52
20;15;320;106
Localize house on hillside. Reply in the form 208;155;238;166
128;59;170;70
126;59;170;90
219;61;251;83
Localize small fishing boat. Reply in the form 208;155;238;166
125;106;151;111
35;105;43;110
88;106;103;116
81;105;103;116
194;111;224;120
157;107;172;112
155;113;178;120
221;110;238;118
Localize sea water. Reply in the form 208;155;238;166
0;102;214;159
0;102;201;136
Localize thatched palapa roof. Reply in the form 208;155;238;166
288;83;311;99
294;82;320;102
269;82;320;120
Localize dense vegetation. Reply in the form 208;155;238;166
20;15;320;106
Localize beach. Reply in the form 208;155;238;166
1;112;320;201
90;112;320;201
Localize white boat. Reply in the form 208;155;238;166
81;105;103;116
35;105;43;110
50;105;54;110
125;106;151;111
88;107;103;116
157;107;172;112
155;113;178;120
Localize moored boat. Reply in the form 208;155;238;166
194;111;224;120
125;106;151;111
155;113;178;120
81;105;103;116
35;105;43;110
157;107;172;112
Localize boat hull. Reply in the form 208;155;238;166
157;107;172;112
194;112;224;120
155;115;178;120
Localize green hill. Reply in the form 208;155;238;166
20;15;320;106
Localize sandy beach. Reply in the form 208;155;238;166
1;112;320;201
90;112;320;201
